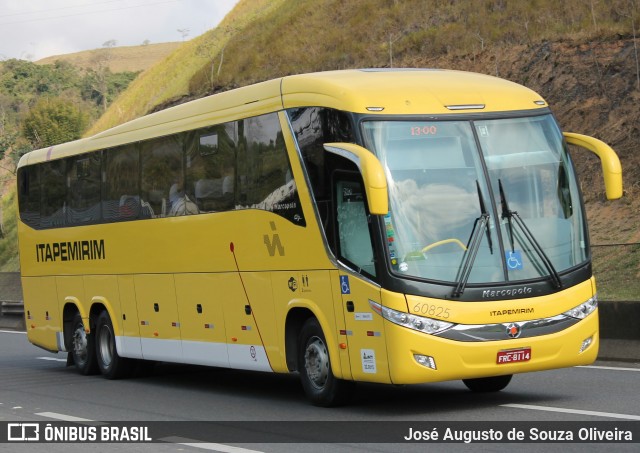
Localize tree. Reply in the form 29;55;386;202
22;97;88;149
89;40;117;112
80;69;139;112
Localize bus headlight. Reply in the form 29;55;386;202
562;295;598;319
369;301;455;335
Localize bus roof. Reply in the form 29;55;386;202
18;69;548;167
281;68;547;114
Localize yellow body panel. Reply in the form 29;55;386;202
385;310;598;384
406;279;594;325
83;275;123;336
116;275;142;355
174;273;228;344
337;272;390;383
22;276;60;352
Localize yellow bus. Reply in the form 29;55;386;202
17;69;622;406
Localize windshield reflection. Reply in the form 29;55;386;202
362;115;587;287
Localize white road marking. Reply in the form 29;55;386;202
36;357;66;362
0;330;26;334
160;436;265;453
502;404;640;420
578;365;640;372
35;412;107;426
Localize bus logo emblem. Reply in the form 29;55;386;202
264;221;285;256
506;323;521;338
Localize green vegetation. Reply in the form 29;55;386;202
0;58;139;166
87;0;285;134
0;188;18;272
0;58;139;271
22;97;89;148
592;245;640;301
90;0;640;138
1;0;639;299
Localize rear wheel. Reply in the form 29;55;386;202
463;374;513;392
70;313;98;375
95;310;133;379
298;318;353;407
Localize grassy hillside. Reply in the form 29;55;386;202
5;0;640;297
35;42;182;73
86;0;286;134
89;0;640;231
0;181;18;272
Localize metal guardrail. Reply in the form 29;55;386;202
0;301;24;316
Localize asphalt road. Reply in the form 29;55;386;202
1;330;639;452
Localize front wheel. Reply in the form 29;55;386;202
95;310;133;379
297;318;353;407
463;374;513;392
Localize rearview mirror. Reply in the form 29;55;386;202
563;132;623;200
323;143;388;215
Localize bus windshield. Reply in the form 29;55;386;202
361;114;587;287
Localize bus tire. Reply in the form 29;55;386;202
95;310;132;379
463;374;512;392
70;312;98;375
297;317;353;407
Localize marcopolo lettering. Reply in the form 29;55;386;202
36;240;106;263
482;286;533;299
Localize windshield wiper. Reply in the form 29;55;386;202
452;181;493;298
498;179;562;289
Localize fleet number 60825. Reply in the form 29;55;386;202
412;303;451;319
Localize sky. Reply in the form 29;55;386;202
0;0;240;61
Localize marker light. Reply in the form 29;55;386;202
369;301;455;335
580;336;594;353
562;296;598;319
414;354;437;370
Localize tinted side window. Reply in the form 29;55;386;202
141;135;184;218
288;107;354;202
288;107;356;245
186;122;237;212
67;153;102;226
40;159;67;228
103;145;140;222
18;166;41;229
237;113;305;226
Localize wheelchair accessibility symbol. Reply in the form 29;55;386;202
340;276;351;294
505;250;523;270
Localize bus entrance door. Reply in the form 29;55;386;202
338;273;390;383
334;175;390;383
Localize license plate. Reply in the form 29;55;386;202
497;347;531;364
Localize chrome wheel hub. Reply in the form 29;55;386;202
304;336;329;389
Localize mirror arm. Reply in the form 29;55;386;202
563;132;623;200
323;142;388;215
